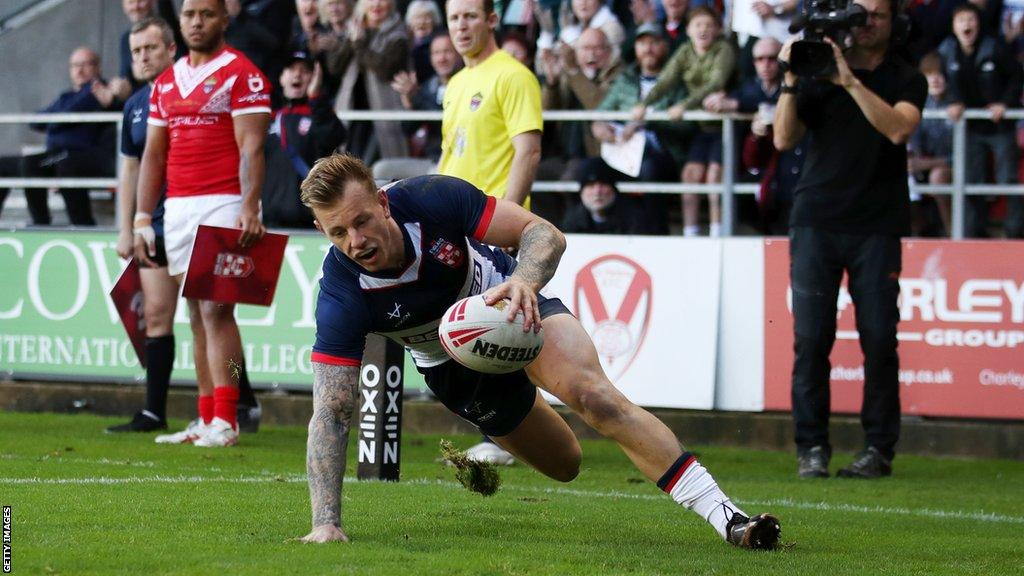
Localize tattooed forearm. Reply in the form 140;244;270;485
239;153;251;202
307;362;360;528
511;221;566;291
239;148;267;206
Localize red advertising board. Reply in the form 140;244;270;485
182;225;288;306
765;239;1024;420
109;258;147;367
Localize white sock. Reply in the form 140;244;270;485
659;453;746;540
683;225;701;237
709;222;721;237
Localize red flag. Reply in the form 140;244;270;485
182;225;288;306
109;258;147;367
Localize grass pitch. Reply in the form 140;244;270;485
1;410;1022;575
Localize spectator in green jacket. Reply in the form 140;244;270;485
630;7;736;236
592;22;692;235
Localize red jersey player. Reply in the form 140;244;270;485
134;0;271;447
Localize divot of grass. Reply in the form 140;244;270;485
440;439;501;496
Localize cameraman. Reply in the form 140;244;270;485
774;0;926;480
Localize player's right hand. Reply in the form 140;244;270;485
299;524;350;544
133;214;157;267
483;278;542;334
236;204;266;248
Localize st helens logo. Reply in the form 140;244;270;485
213;253;255;278
574;255;652;381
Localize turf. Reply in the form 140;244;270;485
1;410;1022;575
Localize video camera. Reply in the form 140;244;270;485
787;0;867;78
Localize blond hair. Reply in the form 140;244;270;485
300;153;377;208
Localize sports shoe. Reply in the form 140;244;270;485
465;441;515;466
237;403;262;434
726;512;782;550
837;447;892;479
106;411;167;433
193;417;239;447
154;418;207;444
798;445;830;478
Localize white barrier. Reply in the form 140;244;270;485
544;234;723;409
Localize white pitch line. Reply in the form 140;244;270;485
0;475;307;485
1;454;157;468
434;481;1024;526
4;474;1020;526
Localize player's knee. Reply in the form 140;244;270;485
312;394;354;426
198;299;223;316
199;299;234;323
553;445;582;482
144;302;174;333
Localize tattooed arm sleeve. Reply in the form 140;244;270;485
307;362;360;528
510;219;566;292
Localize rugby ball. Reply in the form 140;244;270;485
438;295;545;374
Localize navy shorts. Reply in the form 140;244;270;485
418;297;571;436
139;234;169;269
687;129;723;166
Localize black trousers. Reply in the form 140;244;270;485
0;148;112;225
628;146;677;236
789;227;902;461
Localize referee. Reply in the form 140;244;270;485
438;0;542;208
438;0;543;464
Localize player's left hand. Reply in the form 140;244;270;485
298;524;349;543
236;204;265;248
482;278;542;333
825;37;856;89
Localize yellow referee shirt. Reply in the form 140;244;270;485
438;49;542;204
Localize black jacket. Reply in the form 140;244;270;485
262;96;347;228
937;36;1022;115
31;83;116;152
560;196;656;235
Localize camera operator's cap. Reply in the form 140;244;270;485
634;22;667;41
577;157;619;192
287;50;315;69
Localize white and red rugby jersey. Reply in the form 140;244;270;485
148;46;271;198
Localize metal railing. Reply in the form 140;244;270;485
2;108;1022;238
0;111;122;188
0;0;66;37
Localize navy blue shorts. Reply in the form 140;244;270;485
687;129;723;166
418;297;571;436
139;234;169;269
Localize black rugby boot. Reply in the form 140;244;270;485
726;512;782;550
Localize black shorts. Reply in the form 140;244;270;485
139;234;169;269
687;129;723;166
418;297;572;437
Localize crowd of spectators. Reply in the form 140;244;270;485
5;0;1024;237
